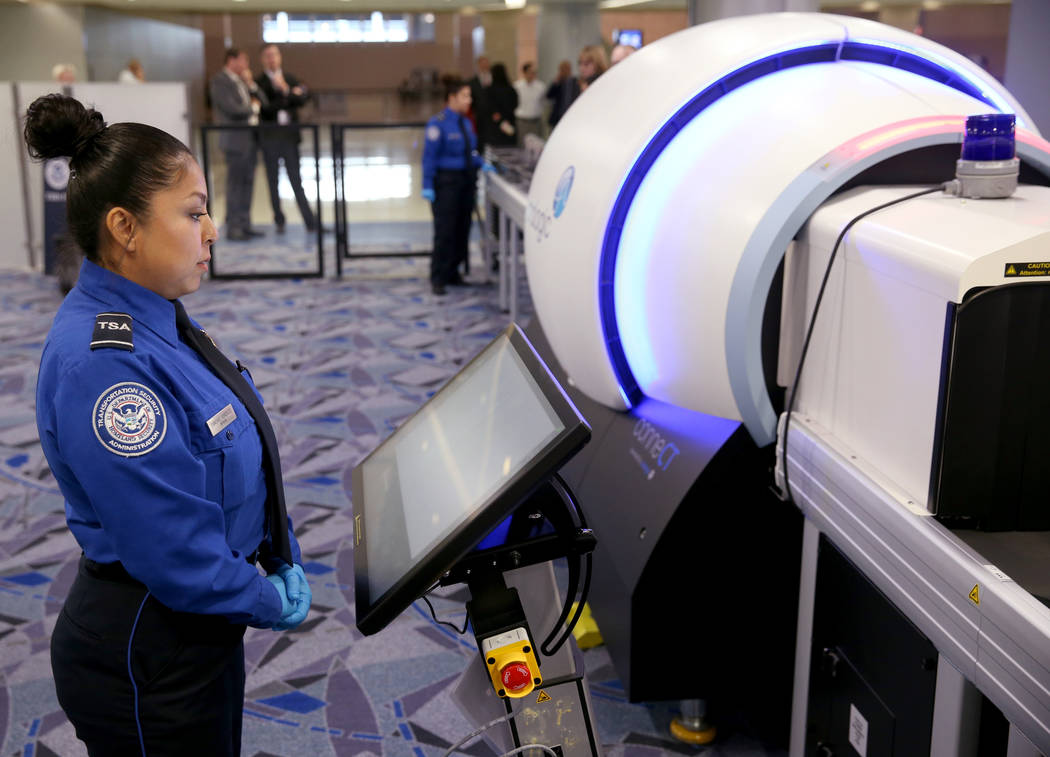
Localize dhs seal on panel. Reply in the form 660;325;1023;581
93;382;167;456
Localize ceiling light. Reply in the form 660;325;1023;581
922;0;943;8
859;0;880;10
505;0;526;7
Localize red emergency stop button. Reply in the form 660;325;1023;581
500;661;532;692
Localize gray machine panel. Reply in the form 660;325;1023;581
783;415;1050;752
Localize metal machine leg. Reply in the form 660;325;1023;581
671;698;717;745
510;225;520;323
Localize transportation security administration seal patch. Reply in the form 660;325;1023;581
93;382;167;456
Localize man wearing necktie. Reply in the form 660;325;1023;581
26;94;309;756
209;49;265;241
255;43;318;234
421;75;488;296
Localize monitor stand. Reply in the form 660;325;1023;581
445;478;603;757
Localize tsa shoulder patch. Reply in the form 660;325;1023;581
91;312;133;351
93;382;167;457
426;125;441;141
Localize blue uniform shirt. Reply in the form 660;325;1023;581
422;107;483;191
36;260;299;627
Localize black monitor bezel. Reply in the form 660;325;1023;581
352;323;590;636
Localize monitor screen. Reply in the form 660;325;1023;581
352;324;589;635
617;29;642;48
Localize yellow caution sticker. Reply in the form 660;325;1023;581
969;584;980;605
1004;262;1050;278
536;690;551;703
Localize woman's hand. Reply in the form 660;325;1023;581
267;563;312;630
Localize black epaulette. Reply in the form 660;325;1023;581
90;312;134;352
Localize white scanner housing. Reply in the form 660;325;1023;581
781;185;1050;510
524;12;1050;446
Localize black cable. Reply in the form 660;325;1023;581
539;473;591;656
541;552;592;657
555;472;588;529
422;591;470;635
780;185;945;503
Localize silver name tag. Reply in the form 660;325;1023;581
207;404;237;436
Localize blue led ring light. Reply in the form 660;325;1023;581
599;41;1010;409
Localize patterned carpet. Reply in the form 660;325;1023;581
0;253;782;757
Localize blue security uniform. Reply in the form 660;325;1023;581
422;107;483;287
38;259;301;755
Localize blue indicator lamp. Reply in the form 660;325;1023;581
946;113;1019;198
961;113;1016;161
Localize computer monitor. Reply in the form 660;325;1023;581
616;29;642;48
352;324;590;635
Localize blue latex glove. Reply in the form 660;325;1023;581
270;563;312;631
422;188;436;202
266;574;293;618
481;161;496;174
277;563;310;605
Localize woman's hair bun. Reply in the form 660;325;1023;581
23;94;106;161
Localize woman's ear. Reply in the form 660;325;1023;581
105;207;137;253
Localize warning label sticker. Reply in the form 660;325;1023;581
969;584;980;606
536;691;551;704
1004;262;1050;277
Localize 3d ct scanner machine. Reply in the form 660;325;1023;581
522;10;1050;757
350;12;1050;757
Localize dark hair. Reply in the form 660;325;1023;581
441;74;467;101
490;63;511;88
224;48;241;63
23;94;193;264
260;42;278;53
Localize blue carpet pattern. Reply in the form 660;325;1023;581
0;257;781;757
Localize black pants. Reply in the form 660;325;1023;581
431;169;475;286
260;133;316;229
51;557;247;757
223;147;256;234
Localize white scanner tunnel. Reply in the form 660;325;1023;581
525;12;1050;446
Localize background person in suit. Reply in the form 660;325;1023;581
545;60;577;130
209;49;264;241
255;43;318;234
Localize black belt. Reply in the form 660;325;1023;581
83;549;259;586
83;555;143;586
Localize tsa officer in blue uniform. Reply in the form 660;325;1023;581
422;75;487;295
25;94;311;757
